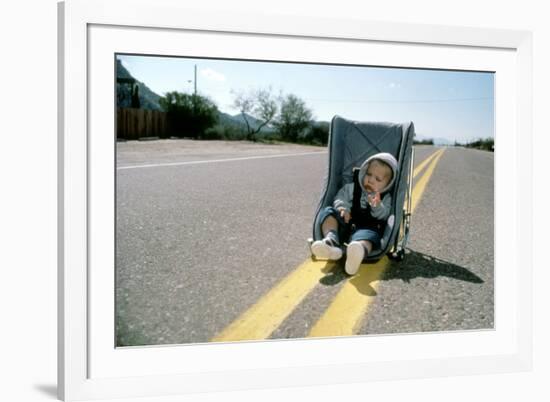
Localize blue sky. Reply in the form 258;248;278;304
117;54;494;143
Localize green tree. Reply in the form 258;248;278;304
465;137;494;152
159;91;219;138
305;121;330;145
274;94;313;142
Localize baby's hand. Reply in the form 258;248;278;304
337;207;351;224
367;192;381;207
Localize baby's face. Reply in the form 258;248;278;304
363;160;392;193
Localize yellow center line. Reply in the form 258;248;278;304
308;149;445;338
410;149;445;214
308;258;389;337
211;148;445;343
211;260;336;342
413;148;444;179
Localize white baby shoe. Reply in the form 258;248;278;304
311;239;343;261
345;241;365;275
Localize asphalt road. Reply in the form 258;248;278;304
115;140;493;346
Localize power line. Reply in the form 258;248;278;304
299;96;493;104
192;87;492;105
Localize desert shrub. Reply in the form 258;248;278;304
303;121;330;145
203;124;248;141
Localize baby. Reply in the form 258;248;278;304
311;152;398;275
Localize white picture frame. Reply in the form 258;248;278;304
58;0;533;400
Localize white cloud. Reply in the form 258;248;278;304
200;68;226;82
388;82;401;89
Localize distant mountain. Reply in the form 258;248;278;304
217;112;275;133
116;60;162;110
116;61;134;80
231;113;271;131
217;111;242;127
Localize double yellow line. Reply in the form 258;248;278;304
211;148;446;342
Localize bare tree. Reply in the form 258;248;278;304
232;87;278;141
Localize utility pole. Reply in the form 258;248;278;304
194;64;197;95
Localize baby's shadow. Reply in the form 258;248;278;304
318;259;347;286
317;249;484;293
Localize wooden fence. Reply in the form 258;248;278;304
117;108;169;140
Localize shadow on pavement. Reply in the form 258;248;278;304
384;249;484;284
318;249;484;289
318;259;348;286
